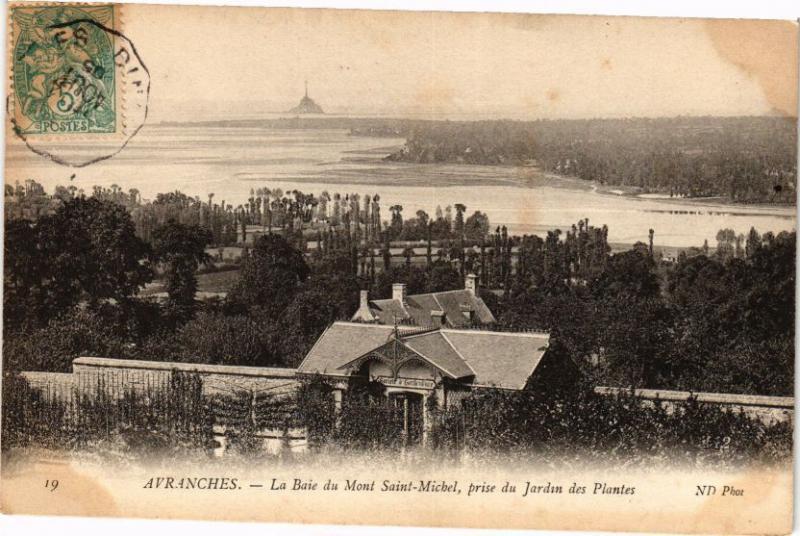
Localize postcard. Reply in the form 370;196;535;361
2;3;797;534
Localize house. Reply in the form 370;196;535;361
350;274;496;328
296;321;553;443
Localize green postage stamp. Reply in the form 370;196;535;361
10;4;118;135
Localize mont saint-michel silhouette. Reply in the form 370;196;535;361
288;81;324;114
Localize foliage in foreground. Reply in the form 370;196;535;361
428;388;792;467
295;378;792;467
2;372;792;468
1;371;215;462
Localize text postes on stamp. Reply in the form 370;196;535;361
8;3;149;167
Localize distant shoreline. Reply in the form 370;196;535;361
542;172;796;213
153;112;798;128
149;120;796;214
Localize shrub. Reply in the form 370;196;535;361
3;308;128;373
430;388;792;467
333;380;405;450
1;371;215;462
1;372;70;453
296;375;336;447
147;311;282;367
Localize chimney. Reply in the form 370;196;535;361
392;283;407;306
465;273;477;296
351;289;376;322
431;310;446;328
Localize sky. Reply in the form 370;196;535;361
122;6;798;123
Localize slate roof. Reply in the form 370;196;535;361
441;330;550;390
398;331;475;378
297;323;417;377
297;322;549;390
366;290;496;328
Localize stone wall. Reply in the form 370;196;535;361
595;386;794;425
71;356;298;398
73;357;303;456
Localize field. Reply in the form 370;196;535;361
140;269;240;298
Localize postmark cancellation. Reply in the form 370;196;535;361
8;3;149;166
10;3;120;134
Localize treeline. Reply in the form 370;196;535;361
2;194;473;372
497;227;794;396
387;116;797;203
3;189;794;396
5;181;491;247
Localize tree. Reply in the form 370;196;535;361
381;231;392;270
715;228;736;261
168;311;280;367
587;246;673;387
4;219;47;331
742;230;794;343
278;272;360;366
596;295;674;388
591;249;659;301
3;308;127;373
373;266;428;298
389;204;404;237
402;245;415;267
427;261;462;293
667;254;728;309
695;336;793;396
426;223;433;267
454;203;467;238
227;234;309;319
5;198;152;330
151;221;213;317
664;230;795;395
444;205;453;233
415;209;430;228
745;227;762;258
464;211;490;241
49;197;153;304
